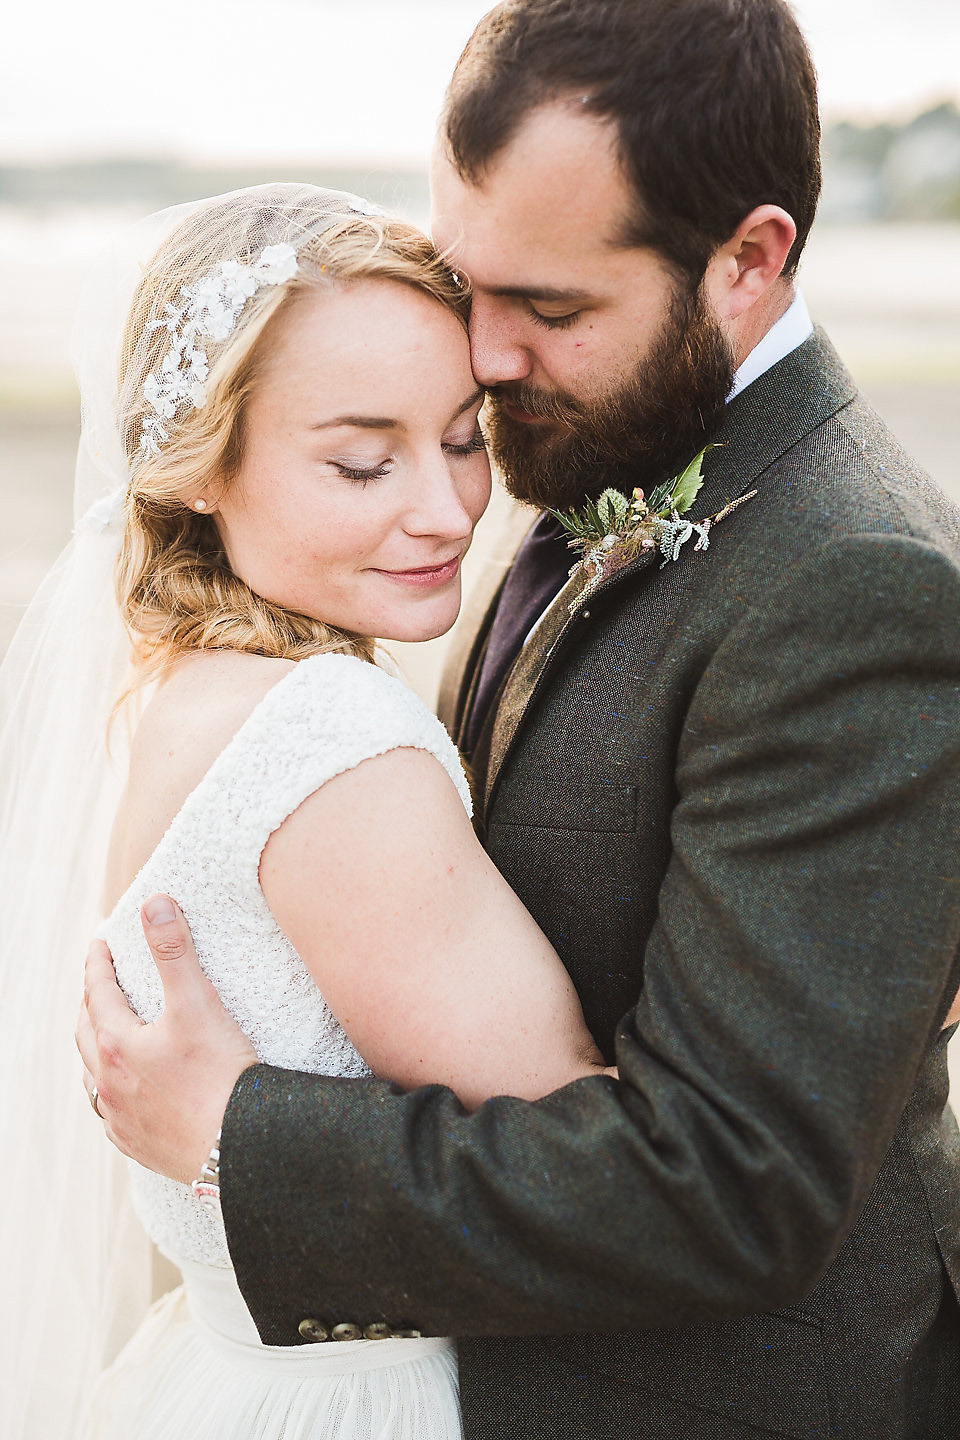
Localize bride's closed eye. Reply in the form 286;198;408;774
327;414;485;484
332;459;393;484
443;427;487;458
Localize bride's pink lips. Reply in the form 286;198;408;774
375;555;462;589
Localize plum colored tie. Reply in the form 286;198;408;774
463;513;573;759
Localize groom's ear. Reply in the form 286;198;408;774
704;205;797;324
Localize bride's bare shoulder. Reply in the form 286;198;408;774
131;650;296;779
106;652;297;903
135;650;297;773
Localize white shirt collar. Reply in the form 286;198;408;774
727;290;813;402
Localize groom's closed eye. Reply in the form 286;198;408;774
484;283;591;333
527;305;582;330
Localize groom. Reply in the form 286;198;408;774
80;0;960;1433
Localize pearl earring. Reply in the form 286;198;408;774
194;499;207;512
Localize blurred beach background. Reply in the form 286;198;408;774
2;1;960;1075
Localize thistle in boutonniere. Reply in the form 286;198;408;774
549;445;757;589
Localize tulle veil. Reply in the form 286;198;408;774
0;183;382;1436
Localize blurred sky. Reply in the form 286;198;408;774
3;0;960;167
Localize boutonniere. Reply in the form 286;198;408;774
549;446;756;591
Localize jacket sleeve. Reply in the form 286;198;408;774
221;532;960;1345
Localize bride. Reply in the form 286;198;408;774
0;184;611;1438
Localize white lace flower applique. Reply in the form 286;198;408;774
138;242;299;460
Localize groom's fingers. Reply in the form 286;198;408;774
75;901;256;1180
140;894;216;1011
140;893;256;1062
74;1000;96;1076
77;939;143;1134
81;937;143;1036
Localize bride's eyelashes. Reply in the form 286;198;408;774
330;429;486;484
443;428;487;458
332;459;392;484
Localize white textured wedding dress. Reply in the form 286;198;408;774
85;652;470;1440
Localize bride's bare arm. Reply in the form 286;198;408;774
259;748;611;1108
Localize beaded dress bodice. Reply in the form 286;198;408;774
101;654;471;1267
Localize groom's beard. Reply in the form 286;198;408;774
483;283;736;513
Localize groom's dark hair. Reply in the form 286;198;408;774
441;0;821;280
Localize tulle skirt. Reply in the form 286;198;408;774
82;1260;461;1440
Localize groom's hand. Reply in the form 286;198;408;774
76;895;257;1185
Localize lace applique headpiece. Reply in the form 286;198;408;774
139;243;298;459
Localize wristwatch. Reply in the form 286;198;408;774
191;1130;222;1216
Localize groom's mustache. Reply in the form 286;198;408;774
486;382;587;432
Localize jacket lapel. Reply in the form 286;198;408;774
483;546;658;811
696;327;857;505
480;328;858;814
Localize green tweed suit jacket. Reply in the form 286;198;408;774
222;332;960;1437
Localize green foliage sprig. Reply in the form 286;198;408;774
549;446;756;583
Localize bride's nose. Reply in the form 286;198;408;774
402;458;480;541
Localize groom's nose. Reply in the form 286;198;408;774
467;295;533;387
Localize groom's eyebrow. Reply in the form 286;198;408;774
311;387;485;432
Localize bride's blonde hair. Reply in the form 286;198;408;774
115;186;470;682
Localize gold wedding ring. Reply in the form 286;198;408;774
90;1084;104;1119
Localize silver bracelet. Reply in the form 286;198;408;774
191;1129;222;1215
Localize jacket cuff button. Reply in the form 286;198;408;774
364;1322;393;1340
298;1317;329;1342
332;1322;365;1342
